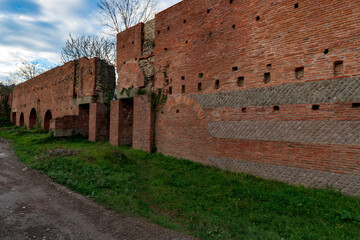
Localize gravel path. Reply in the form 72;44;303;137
0;138;196;240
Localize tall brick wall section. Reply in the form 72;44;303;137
115;0;360;195
116;23;145;93
132;95;154;152
89;103;109;142
109;99;134;146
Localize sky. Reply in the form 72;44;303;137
0;0;181;83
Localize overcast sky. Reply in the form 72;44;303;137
0;0;180;83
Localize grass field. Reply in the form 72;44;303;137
1;127;359;240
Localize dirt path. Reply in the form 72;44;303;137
0;139;196;240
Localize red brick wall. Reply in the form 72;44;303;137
12;60;78;128
109;99;134;146
114;0;360;185
133;95;154;152
89;103;109;142
154;0;360;92
116;23;145;91
11;57;115;140
156;95;360;176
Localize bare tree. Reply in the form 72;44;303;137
61;34;116;65
14;59;47;81
97;0;157;34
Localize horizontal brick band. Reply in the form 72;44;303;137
191;77;360;108
207;156;360;197
207;121;360;145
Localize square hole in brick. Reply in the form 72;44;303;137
232;66;238;71
215;80;220;89
199;73;204;78
264;72;271;83
169;87;172;95
181;76;185;80
352;103;360;108
176;110;180;113
273;106;280;111
182;85;185;93
312;104;320;110
167;26;170;30
295;67;304;79
183;19;187;23
294;3;299;8
267;64;272;70
198;82;202;91
232;24;236;29
237;77;244;87
207;9;211;13
334;61;344;76
242;107;247;113
256;16;260;21
324;49;329;54
230;0;234;3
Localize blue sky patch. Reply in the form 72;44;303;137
0;0;40;15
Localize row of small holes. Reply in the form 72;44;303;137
240;104;360;113
160;2;300;34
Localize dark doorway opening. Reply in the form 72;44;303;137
44;110;52;132
19;113;24;127
29;108;37;128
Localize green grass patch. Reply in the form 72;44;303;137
1;127;360;240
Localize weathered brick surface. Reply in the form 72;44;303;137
207;120;360;145
114;0;360;195
89;103;109;142
154;0;360;92
207;156;360;197
132;95;154;152
205;102;360;122
109;99;133;146
190;77;360;108
116;23;145;93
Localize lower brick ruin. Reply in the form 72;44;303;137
10;57;115;142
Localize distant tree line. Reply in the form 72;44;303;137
0;83;14;127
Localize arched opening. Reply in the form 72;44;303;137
19;113;24;127
44;110;52;132
29;108;37;128
11;112;16;125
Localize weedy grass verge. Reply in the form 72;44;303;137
1;127;359;240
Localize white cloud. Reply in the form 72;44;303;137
0;0;183;84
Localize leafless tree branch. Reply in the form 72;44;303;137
97;0;157;34
61;34;116;65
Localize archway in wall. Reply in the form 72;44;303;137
19;113;24;127
12;112;16;125
44;110;52;132
29;108;37;128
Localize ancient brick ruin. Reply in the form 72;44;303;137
111;0;360;196
9;0;360;196
10;57;115;141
